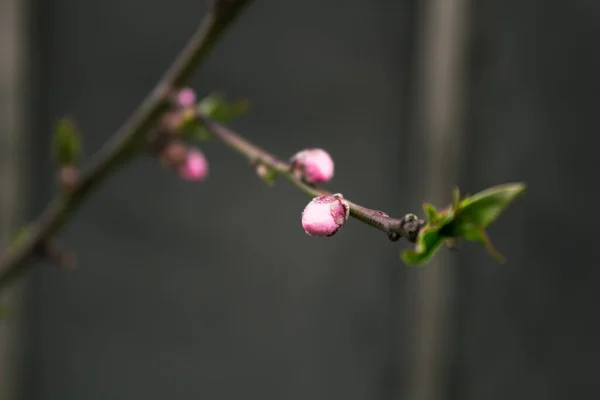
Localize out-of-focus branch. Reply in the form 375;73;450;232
0;0;254;290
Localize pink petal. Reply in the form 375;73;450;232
301;195;349;237
291;148;334;184
177;88;197;108
179;149;208;181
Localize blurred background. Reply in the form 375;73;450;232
1;0;599;399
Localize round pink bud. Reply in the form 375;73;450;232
301;194;350;237
177;88;197;108
179;148;208;181
290;148;334;184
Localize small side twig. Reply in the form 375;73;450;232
33;238;77;270
195;116;425;241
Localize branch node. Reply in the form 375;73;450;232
34;238;78;270
161;111;184;133
388;232;401;242
400;214;426;243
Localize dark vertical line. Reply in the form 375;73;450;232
23;0;53;398
381;0;422;398
0;0;31;397
388;0;428;398
447;2;479;399
408;0;471;399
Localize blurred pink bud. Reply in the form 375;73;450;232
58;165;79;194
179;149;208;181
177;88;197;108
290;148;334;184
161;141;188;165
301;194;350;237
255;164;270;179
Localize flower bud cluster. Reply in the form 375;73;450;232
156;88;209;182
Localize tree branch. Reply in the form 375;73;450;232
0;0;254;289
0;0;427;292
196;116;425;242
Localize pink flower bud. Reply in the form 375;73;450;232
290;148;334;184
177;88;197;108
301;194;350;237
179;148;208;181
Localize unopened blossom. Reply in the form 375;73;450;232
255;164;270;180
161;141;188;165
177;88;197;108
255;163;276;185
301;194;350;237
58;165;79;194
290;148;334;184
179;148;208;181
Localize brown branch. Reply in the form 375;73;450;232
195;116;425;242
0;0;254;289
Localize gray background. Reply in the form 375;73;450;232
2;0;600;399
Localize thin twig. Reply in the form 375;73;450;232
0;0;253;289
196;116;425;242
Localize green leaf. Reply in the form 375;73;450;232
468;226;505;262
402;182;526;265
197;92;250;123
185;93;250;141
456;183;527;228
401;226;444;264
423;203;438;223
452;187;461;210
434;206;455;226
188;125;212;141
53;117;81;166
